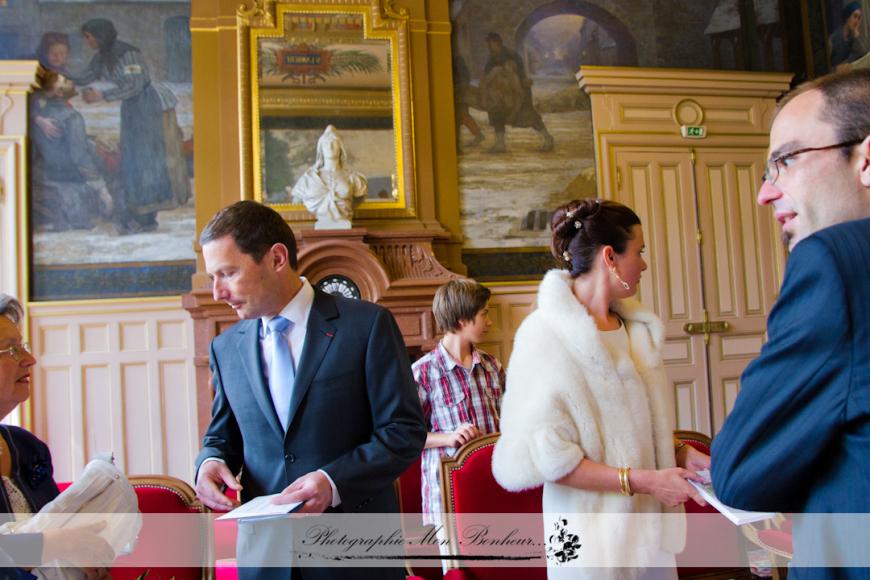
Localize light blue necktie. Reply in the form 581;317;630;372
267;316;295;431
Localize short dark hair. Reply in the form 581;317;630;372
550;198;641;278
0;294;24;325
485;32;503;44
432;279;491;334
777;69;870;158
199;201;298;268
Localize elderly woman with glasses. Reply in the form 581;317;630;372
0;294;113;579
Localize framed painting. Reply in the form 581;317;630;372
241;4;415;220
0;0;194;300
451;0;631;280
450;0;801;281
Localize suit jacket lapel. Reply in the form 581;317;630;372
236;319;284;439
286;291;337;431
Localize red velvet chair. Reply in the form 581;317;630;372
58;475;210;580
674;430;751;580
439;433;546;580
114;475;211;580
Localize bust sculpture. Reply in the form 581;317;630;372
289;125;368;229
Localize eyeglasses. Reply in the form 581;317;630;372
763;138;864;185
0;342;31;361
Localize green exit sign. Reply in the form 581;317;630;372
681;125;707;139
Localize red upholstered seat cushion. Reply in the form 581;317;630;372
758;529;793;554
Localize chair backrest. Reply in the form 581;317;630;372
110;475;210;580
440;433;546;580
674;429;712;455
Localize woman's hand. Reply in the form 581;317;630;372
677;444;711;472
630;468;706;508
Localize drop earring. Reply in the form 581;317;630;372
610;266;630;290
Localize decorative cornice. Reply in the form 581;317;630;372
237;0;275;27
381;0;408;21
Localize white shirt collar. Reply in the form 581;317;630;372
260;277;314;335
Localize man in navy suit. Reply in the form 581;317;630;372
194;201;426;579
712;70;870;577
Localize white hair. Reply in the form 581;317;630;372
0;294;23;325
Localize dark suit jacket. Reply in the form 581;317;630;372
712;218;870;578
195;289;426;514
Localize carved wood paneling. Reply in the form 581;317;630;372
28;299;197;483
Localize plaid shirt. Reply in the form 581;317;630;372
412;342;504;525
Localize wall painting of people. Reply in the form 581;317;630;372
452;0;637;280
451;0;796;280
0;1;193;300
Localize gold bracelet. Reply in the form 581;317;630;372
618;467;634;496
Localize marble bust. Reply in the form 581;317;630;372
289;125;368;229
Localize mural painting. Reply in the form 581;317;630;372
0;1;193;300
452;0;639;276
452;0;795;279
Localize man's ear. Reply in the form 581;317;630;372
858;136;870;189
268;243;291;271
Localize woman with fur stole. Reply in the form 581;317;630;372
492;199;711;580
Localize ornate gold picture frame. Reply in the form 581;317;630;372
237;0;416;220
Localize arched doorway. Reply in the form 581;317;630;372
515;0;638;71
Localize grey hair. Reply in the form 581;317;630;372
0;294;23;325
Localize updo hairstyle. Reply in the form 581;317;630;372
550;198;641;278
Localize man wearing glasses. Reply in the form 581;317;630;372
712;69;869;577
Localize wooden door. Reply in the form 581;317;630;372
693;149;785;432
612;146;784;436
613;148;712;434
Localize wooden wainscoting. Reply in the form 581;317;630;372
27;298;198;483
478;282;539;366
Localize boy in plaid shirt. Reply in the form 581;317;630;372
412;279;505;538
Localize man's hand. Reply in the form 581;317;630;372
195;460;242;511
273;471;333;514
41;521;114;568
